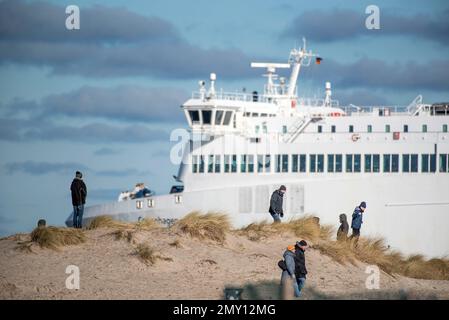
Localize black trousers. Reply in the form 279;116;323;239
350;228;360;239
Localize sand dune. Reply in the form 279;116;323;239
1;227;448;300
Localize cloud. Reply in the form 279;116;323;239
4;161;88;175
4;161;151;177
35;85;187;123
0;0;255;79
282;8;449;45
88;188;121;201
96;169;151;177
93;147;121;156
301;57;449;92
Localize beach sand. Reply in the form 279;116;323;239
1;227;448;300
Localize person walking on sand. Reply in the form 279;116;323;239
269;185;286;223
337;213;349;241
70;171;87;229
294;240;308;297
280;245;301;297
350;201;366;241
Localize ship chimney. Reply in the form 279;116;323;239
325;81;332;107
208;73;216;97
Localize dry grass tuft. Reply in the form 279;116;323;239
111;229;135;243
87;215;131;230
175;211;231;243
169;239;182;248
134;243;173;265
30;226;86;250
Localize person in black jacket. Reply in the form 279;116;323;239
294;240;308;297
70;171;87;228
269;185;286;223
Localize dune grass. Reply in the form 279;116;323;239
87;215;159;231
239;215;334;243
169;239;182;248
135;243;173;266
29;226;86;250
175;211;231;243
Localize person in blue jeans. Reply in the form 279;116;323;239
269;185;286;223
70;171;87;228
280;245;301;297
294;240;308;297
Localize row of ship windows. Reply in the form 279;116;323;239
192;153;449;174
306;124;448;134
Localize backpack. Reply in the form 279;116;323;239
277;260;287;271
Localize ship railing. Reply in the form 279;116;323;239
191;91;270;103
343;105;408;116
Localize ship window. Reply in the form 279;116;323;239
189;110;200;124
224;155;231;172
147;199;154;208
422;154;429;172
208;155;214;173
328;154;334;172
430;154;436;172
365;154;372;172
215;110;224;125
262;124;268;134
251;113;259;117
402;154;410;172
300;154;307;172
383;154;391;172
422;124;427;133
440;154;448;172
310;154;316;173
346;154;353;172
265;155;271;172
354;154;361;172
136;200;143;209
282;125;287;134
192;155;198;173
257;155;264;173
275;155;281;173
292;154;299;172
373;154;380;172
223;111;233;125
215;155;221;173
385;125;391;133
403;125;409;133
367;125;372;133
244;112;250;117
443;124;448;133
318;125;322;133
261;113;267;117
349;125;354;133
231;155;237;173
174;195;182;204
392;154;399;172
202;110;212;125
199;155;205;173
317;154;324;172
282;154;289;173
255;125;260;134
410;154;418;172
335;154;342;172
241;155;247;173
331;125;336;133
248;155;254;172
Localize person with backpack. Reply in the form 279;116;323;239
269;185;286;223
294;240;308;297
350;201;367;241
70;171;87;229
279;244;301;297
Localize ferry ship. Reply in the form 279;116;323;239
66;40;449;257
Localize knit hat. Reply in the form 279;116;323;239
287;245;295;251
76;171;83;179
296;240;308;247
279;185;286;191
360;201;367;209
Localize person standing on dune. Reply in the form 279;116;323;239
70;171;87;229
269;185;286;223
350;201;367;241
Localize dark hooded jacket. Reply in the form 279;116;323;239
294;247;307;279
351;206;363;229
337;214;349;241
70;177;87;206
269;190;284;216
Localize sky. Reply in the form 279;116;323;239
0;0;448;236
